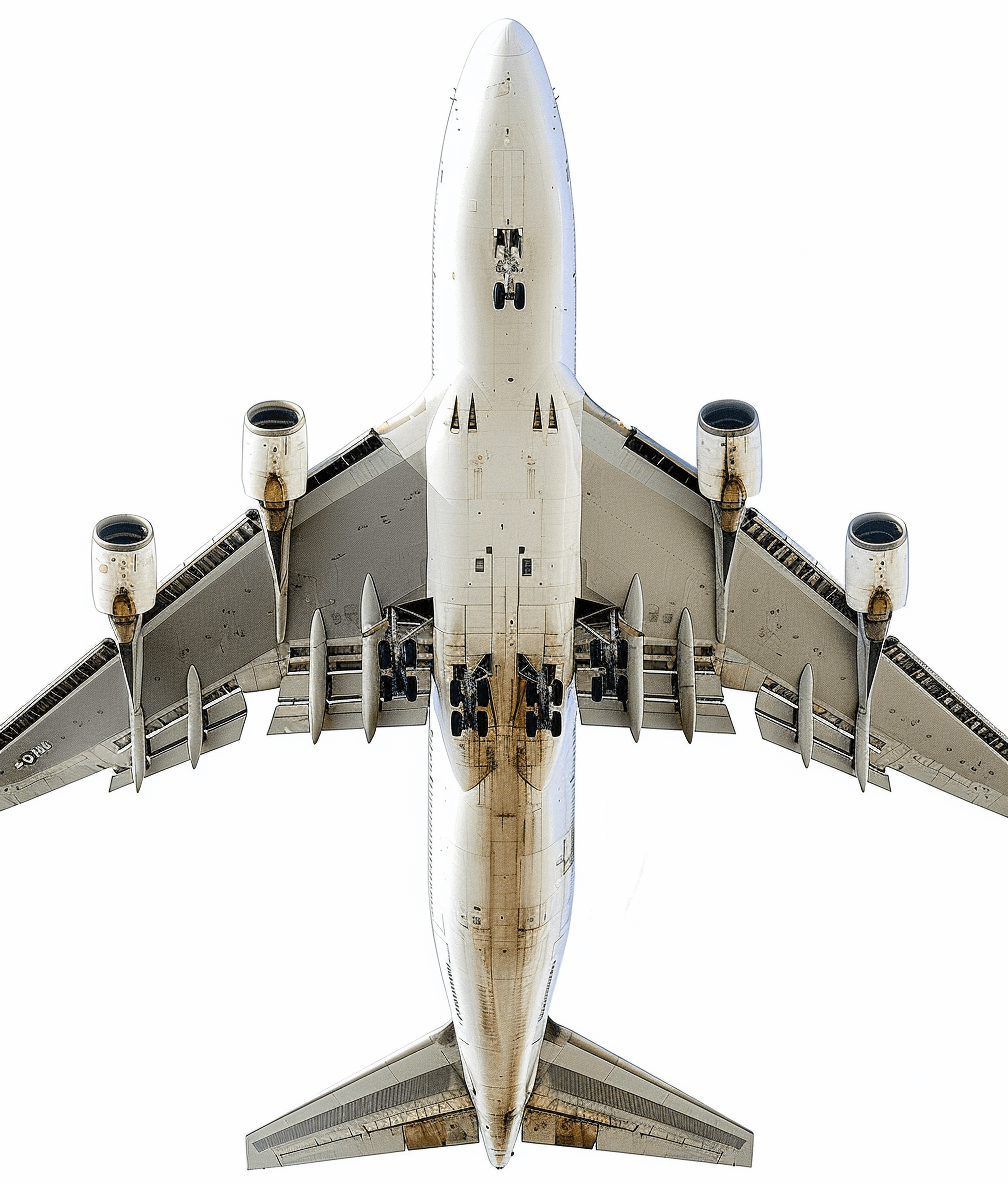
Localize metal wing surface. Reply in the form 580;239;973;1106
246;1022;477;1168
578;396;1008;815
0;425;428;810
523;1019;753;1165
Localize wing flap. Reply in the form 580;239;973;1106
525;1019;752;1166
573;619;734;735
267;612;434;735
755;677;891;791
108;680;247;791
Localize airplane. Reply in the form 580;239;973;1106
1;9;1008;1184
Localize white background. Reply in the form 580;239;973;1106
1;2;1006;1181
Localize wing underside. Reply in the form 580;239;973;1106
576;395;1008;815
0;422;430;810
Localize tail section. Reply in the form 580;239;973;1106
245;1016;752;1170
524;1019;753;1167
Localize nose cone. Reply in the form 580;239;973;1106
473;18;537;59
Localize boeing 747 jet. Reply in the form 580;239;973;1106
2;16;1005;1177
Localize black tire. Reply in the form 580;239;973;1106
451;711;464;737
526;679;537;707
514;282;525;311
477;679;490;708
617;639;628;669
591;675;603;703
493;282;505;310
476;711;489;738
552;678;563;706
550;711;562;738
380;675;394;702
525;710;538;739
403;639;417;668
450;679;462;708
589;639;602;668
405;675;418;703
616;675;628;706
378;640;391;669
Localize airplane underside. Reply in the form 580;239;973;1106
7;14;1005;1181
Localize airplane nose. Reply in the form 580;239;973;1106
476;17;536;58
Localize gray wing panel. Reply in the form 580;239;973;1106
728;512;1008;812
0;429;428;809
580;402;718;642
579;398;1008;815
246;1022;477;1168
0;641;128;810
524;1019;753;1166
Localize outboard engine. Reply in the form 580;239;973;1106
844;512;909;790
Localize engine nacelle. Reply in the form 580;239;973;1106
696;399;762;531
845;512;909;627
242;400;308;524
92;514;157;640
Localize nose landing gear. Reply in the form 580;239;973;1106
492;227;525;310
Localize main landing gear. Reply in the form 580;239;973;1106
520;655;563;739
449;655;493;739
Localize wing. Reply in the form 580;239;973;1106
577;396;1008;814
524;1019;753;1165
0;414;430;811
246;1022;477;1168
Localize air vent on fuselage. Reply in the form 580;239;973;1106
446;961;463;1024
427;729;434;913
538;962;556;1022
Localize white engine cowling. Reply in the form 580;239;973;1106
92;514;157;623
242;400;308;508
844;512;909;617
696;400;762;526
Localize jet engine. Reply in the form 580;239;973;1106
696;399;762;533
844;512;908;638
92;514;157;644
696;399;762;642
242;400;308;531
92;513;157;791
242;400;308;643
843;511;909;791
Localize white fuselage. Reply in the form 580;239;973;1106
422;20;583;1167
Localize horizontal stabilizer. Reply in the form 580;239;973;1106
524;1019;752;1167
246;1021;476;1169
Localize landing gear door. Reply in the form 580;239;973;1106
491;150;524;229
